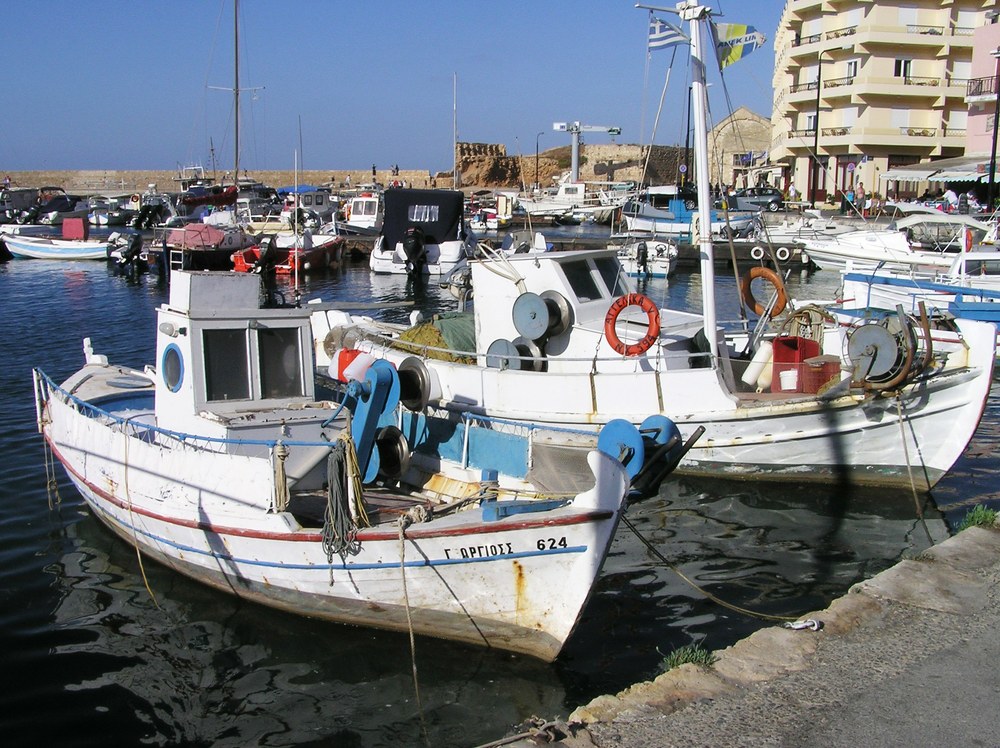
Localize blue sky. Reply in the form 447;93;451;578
1;0;780;173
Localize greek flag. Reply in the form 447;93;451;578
648;16;687;52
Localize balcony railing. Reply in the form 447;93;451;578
824;76;855;89
946;78;970;89
789;128;816;138
899;127;936;137
825;26;857;40
791;32;822;48
943;129;966;138
903;76;940;87
906;24;944;36
968;76;998;99
789;80;819;94
821;127;852;137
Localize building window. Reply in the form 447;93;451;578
846;60;859;78
894;59;911;78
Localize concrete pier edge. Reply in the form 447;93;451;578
499;524;1000;747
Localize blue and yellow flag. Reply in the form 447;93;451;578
713;22;766;69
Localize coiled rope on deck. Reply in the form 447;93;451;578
321;433;369;563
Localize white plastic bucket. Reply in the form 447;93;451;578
779;369;798;392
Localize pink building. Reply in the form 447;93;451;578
966;16;1000;157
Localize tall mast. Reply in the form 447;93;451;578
233;0;240;183
680;1;718;358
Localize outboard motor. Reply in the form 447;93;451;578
402;226;427;275
253;235;279;275
636;241;649;276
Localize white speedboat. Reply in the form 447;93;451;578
840;251;1000;350
368;188;475;276
33;269;671;662
800;213;992;272
308;5;996;492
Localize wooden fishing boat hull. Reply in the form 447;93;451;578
35;369;628;661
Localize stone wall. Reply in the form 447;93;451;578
1;142;689;194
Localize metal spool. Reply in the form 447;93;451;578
398;356;433;411
485;338;519;370
375;425;410;482
847;323;904;383
512;291;573;341
541;290;573;337
512;336;547;372
512;292;550;341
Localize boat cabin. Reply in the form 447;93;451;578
154;271;328;453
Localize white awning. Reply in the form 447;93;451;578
880;168;938;181
927;168;991;182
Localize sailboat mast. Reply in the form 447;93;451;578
233;0;240;184
681;1;718;358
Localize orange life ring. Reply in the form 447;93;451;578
740;266;788;317
604;293;661;356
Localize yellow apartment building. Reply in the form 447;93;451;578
770;0;998;206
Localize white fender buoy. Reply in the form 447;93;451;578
741;340;773;387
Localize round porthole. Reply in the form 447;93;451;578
162;343;184;392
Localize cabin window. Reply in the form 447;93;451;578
562;259;603;302
408;204;440;222
203;328;250;401
161;344;184;393
594;256;629;297
259;327;304;399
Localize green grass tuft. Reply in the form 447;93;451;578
956;505;998;532
658;643;717;672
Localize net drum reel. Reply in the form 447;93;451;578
484;291;573;371
846;304;932;391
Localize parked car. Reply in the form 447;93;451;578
717;186;784;212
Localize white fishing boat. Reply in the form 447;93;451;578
340;190;383;235
308;3;996;491
621;185;754;240
517;175;637;221
840;252;1000;348
4;218;113;260
799;213;992;273
368;188;475;276
33;270;677;662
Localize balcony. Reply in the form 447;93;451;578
967;76;998;104
824;76;855;90
903;76;941;88
821;127;853;137
906;25;943;36
789;80;819;94
899;127;937;137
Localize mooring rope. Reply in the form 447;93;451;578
621;514;798;623
122;414;160;609
895;394;935;546
397;506;431;747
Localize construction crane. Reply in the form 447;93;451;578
553;122;622;182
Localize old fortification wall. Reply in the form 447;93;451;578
2;142;687;193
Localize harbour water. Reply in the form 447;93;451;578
2;253;998;747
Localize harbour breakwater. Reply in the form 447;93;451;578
1;143;685;194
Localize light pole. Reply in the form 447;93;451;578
809;51;824;207
535;132;544;191
988;48;1000;211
